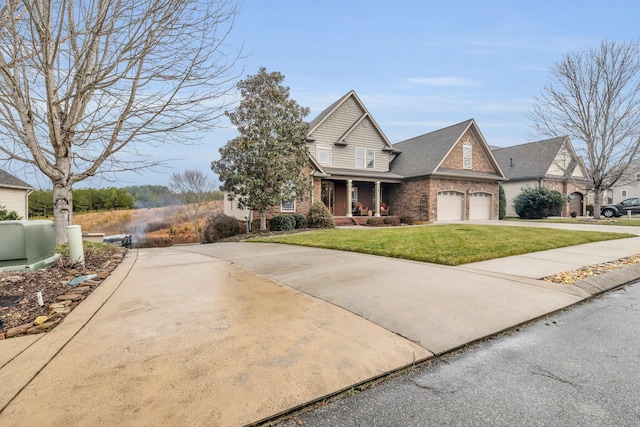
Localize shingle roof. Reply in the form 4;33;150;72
0;169;32;189
492;137;566;180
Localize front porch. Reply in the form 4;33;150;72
320;179;398;219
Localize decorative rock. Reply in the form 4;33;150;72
83;279;101;286
50;306;71;314
50;300;72;309
27;318;61;334
0;333;5;340
96;270;110;279
6;323;33;338
56;294;83;302
34;316;49;326
3;276;23;284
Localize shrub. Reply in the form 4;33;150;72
201;214;240;243
307;201;335;228
499;182;506;220
586;204;594;216
0;206;21;221
292;213;307;229
399;215;414;225
514;187;565;219
366;217;385;226
269;215;296;231
383;216;401;226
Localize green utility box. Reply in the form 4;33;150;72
0;220;61;272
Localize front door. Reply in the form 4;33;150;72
321;182;335;214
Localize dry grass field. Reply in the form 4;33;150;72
73;200;222;246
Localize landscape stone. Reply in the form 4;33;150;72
34;316;49;326
56;294;83;302
6;323;33;338
96;270;110;279
27;318;61;334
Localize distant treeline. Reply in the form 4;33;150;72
29;185;223;217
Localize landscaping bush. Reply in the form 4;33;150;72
366;217;385;226
383;216;401;226
399;214;415;225
0;206;21;221
292;213;307;229
514;187;565;219
586;204;594;216
201;214;240;243
307;201;335;228
269;215;296;231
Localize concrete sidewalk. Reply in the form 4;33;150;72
1;222;640;426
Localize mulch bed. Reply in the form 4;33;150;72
0;245;127;339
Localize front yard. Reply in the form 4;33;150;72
254;224;635;266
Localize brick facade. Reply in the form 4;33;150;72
440;130;495;173
389;177;499;222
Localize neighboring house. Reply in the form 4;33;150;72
224;90;507;224
492;137;589;217
0;169;33;219
605;159;640;205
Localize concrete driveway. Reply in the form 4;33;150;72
2;222;640;426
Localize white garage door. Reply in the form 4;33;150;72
437;191;463;221
469;192;492;220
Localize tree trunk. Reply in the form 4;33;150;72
260;210;267;231
592;186;602;219
53;183;73;244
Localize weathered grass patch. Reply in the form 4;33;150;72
253;224;634;266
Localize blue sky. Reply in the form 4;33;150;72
21;1;640;188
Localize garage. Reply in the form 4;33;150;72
469;192;492;220
437;191;463;221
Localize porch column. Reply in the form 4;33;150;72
375;181;381;217
347;179;353;218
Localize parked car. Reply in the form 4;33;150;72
601;197;640;217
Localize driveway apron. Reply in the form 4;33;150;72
0;247;427;426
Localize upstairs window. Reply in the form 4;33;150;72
463;142;472;169
356;147;374;169
316;147;331;165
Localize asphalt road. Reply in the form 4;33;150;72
278;281;640;427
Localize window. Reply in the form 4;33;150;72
316;147;331;165
463;142;472;169
281;200;295;212
622;190;628;197
356;147;374;169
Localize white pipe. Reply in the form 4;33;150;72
67;225;85;265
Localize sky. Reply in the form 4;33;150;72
13;0;640;188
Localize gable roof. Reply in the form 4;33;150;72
492;136;583;181
0;169;33;190
390;119;505;180
307;90;398;152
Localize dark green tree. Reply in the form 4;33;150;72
212;68;312;230
0;206;21;221
498;182;506;220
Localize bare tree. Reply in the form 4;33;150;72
529;39;640;219
0;0;241;242
168;169;217;241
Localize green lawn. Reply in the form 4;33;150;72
515;217;640;227
253;224;635;266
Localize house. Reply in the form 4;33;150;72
603;159;640;205
0;169;33;219
492;137;589;217
224;90;507;225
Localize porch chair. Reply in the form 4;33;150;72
380;202;389;216
353;201;367;216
